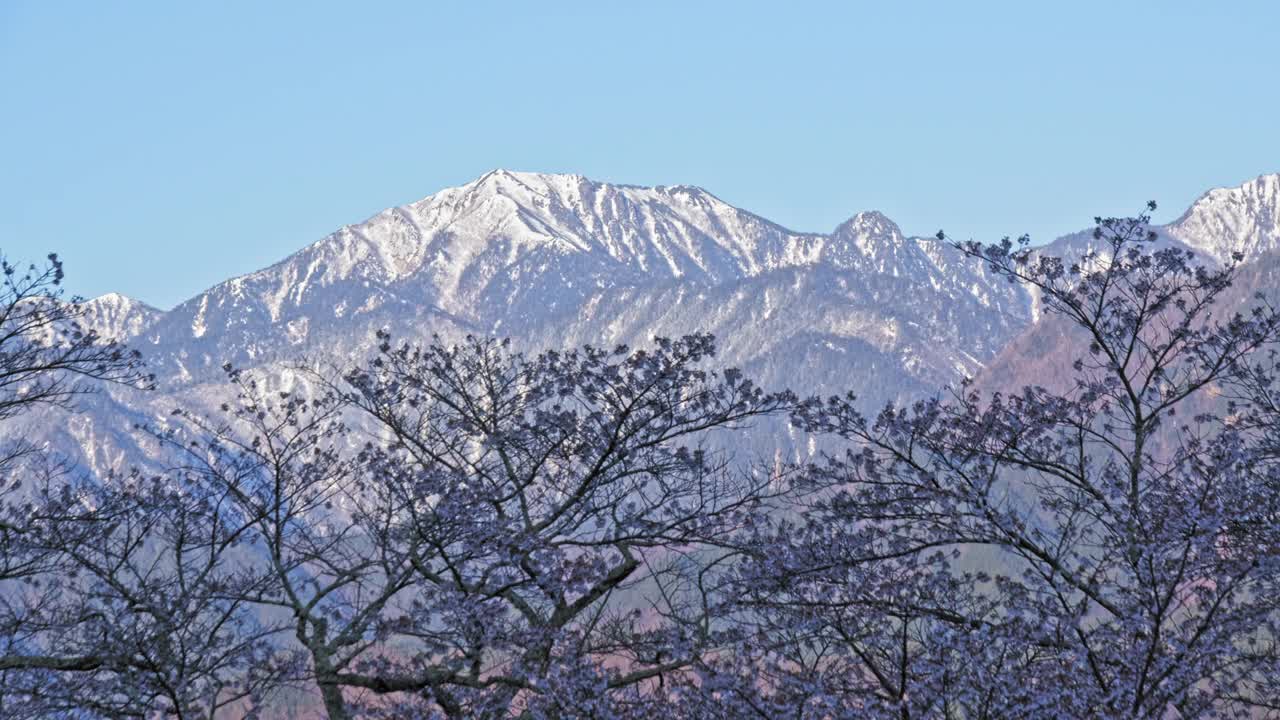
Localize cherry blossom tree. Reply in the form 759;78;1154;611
713;206;1280;718
0;253;290;718
0;252;152;599
175;333;793;718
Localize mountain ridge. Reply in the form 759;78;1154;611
18;170;1280;479
101;170;1280;323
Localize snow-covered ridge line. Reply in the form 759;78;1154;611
74;169;1280;364
32;169;1280;487
161;169;996;336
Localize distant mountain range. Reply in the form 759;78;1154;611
18;170;1280;476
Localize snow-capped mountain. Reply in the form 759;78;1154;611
18;170;1280;477
104;170;1032;391
1167;173;1280;264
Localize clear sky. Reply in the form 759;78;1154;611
3;1;1278;309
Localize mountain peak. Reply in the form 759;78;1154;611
469;168;585;189
830;210;907;259
835;210;901;237
192;171;820;328
77;292;162;341
1166;172;1280;263
83;291;157;313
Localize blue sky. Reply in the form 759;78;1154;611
3;1;1278;309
